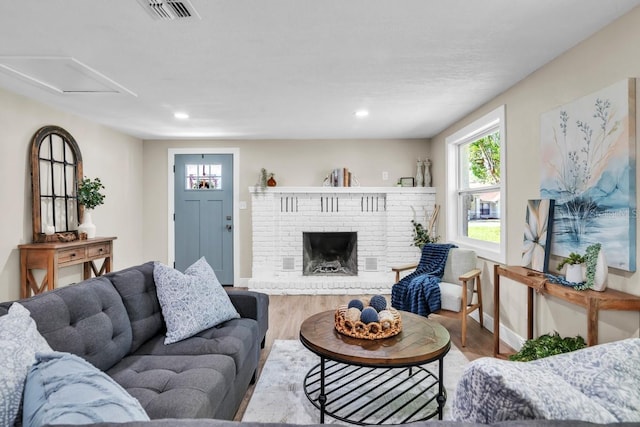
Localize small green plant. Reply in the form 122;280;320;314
411;219;439;249
77;177;106;210
557;251;585;270
257;168;268;192
508;332;586;362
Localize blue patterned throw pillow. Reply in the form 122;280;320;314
154;257;240;344
23;352;149;426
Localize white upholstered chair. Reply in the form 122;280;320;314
392;248;483;347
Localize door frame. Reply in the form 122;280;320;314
167;147;240;285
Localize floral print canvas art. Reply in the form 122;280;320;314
540;79;636;272
522;199;555;273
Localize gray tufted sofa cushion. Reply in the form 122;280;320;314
107;354;236;419
106;261;164;353
0;276;132;371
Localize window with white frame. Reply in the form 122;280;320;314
446;105;506;263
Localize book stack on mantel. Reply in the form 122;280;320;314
330;167;352;187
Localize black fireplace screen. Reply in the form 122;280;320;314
303;232;357;276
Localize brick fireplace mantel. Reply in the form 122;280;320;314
248;186;436;294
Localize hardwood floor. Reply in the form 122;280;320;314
234;294;507;421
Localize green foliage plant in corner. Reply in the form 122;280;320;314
411;219;439;249
77;177;106;210
508;332;586;362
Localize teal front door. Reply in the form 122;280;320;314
174;154;234;284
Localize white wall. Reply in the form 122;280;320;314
0;87;145;303
431;7;640;346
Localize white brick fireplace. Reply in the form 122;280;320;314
248;186;436;294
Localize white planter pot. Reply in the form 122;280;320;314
565;264;585;283
78;210;96;239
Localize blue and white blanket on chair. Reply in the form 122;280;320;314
391;243;456;317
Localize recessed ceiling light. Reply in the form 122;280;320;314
174;112;189;119
354;110;369;118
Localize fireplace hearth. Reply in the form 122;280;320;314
303;232;357;276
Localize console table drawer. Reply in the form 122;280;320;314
58;248;86;264
87;243;110;258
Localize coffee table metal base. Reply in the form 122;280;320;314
303;358;446;425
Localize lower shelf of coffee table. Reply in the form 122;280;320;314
303;360;445;425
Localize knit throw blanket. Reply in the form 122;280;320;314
391;243;457;317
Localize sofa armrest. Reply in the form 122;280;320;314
226;290;269;345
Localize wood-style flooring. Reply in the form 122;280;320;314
234;294;507;421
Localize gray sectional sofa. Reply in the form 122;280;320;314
0;261;269;422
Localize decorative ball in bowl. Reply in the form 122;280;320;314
335;296;402;340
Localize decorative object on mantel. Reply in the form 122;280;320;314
267;173;277;187
424;158;432;187
327;167;358;187
521;199;555;273
77;177;106;239
399;177;414;187
415;159;424;187
257;168;269;192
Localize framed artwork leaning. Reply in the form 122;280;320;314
522;199;555;273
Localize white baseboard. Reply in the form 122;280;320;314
470;310;525;352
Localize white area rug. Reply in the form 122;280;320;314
242;339;469;424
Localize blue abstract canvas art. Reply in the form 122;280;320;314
540;79;636;272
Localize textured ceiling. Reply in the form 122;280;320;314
0;0;639;140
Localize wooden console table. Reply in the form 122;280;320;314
19;236;116;298
493;264;640;358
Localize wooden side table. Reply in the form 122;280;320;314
493;264;640;358
18;236;117;298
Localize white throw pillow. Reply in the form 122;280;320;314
153;257;240;344
0;302;53;426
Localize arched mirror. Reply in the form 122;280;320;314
30;126;83;243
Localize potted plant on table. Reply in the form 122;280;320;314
77;177;106;239
557;251;586;283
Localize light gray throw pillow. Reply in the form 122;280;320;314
153;257;240;344
0;302;53;427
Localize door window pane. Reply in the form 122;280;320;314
185;164;222;190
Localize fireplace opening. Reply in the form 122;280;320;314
303;232;357;276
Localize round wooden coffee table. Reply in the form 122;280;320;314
299;310;450;425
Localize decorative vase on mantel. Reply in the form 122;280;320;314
424;159;432;187
415;160;424;187
78;210;97;239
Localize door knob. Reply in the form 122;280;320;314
226;224;233;231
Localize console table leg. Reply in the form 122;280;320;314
587;299;599;346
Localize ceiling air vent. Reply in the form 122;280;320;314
137;0;201;21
